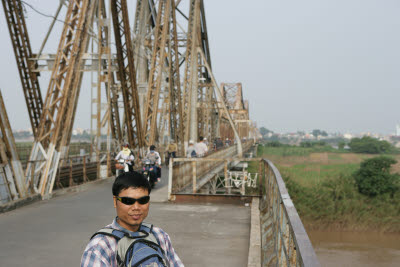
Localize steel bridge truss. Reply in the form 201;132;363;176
110;0;144;151
26;0;96;196
222;83;250;140
3;0;253;197
0;90;27;202
1;0;43;138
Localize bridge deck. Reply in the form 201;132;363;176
0;169;252;266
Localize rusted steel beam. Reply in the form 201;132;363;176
197;48;243;156
181;0;198;144
110;0;144;150
143;0;171;146
26;0;96;197
1;0;43;138
221;83;250;140
89;0;119;177
180;0;218;145
168;0;184;153
0;90;27;201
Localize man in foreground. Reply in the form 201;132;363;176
81;172;184;266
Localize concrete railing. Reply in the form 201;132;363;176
260;159;320;266
168;141;254;196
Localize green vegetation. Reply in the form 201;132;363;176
353;156;400;197
348;136;394;154
300;140;327;147
260;142;340;157
338;141;346;150
258;145;400;232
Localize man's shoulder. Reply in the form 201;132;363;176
151;226;171;240
151;225;166;233
83;233;118;257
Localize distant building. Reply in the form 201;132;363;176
343;133;353;140
75;128;85;135
396;124;400;136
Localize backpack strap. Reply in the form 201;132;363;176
138;223;158;245
140;222;153;231
138;223;168;267
90;228;127;240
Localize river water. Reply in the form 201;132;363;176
308;230;400;266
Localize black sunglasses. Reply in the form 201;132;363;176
115;196;150;205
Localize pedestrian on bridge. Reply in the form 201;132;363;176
214;137;223;150
186;140;197;158
195;136;208;157
81;172;184;267
166;139;178;165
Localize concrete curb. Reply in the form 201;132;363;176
0;193;41;214
0;176;115;214
47;176;114;199
248;197;261;267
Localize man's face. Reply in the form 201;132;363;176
113;187;150;232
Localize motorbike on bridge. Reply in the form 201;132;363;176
115;159;130;176
141;159;158;188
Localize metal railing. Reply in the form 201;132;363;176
25;152;113;196
168;141;254;196
260;159;320;266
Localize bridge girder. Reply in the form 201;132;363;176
110;0;144;151
221;83;250;140
3;0;256;197
1;0;44;138
26;0;97;196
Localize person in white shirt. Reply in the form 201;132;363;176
115;143;135;174
195;136;208;157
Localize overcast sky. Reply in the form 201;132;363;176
0;0;399;134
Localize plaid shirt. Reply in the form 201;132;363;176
81;218;184;267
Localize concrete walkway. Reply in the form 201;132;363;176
0;168;251;266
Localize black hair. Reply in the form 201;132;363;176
112;171;151;196
150;145;156;151
199;136;204;141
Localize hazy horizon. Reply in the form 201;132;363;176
1;0;399;135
